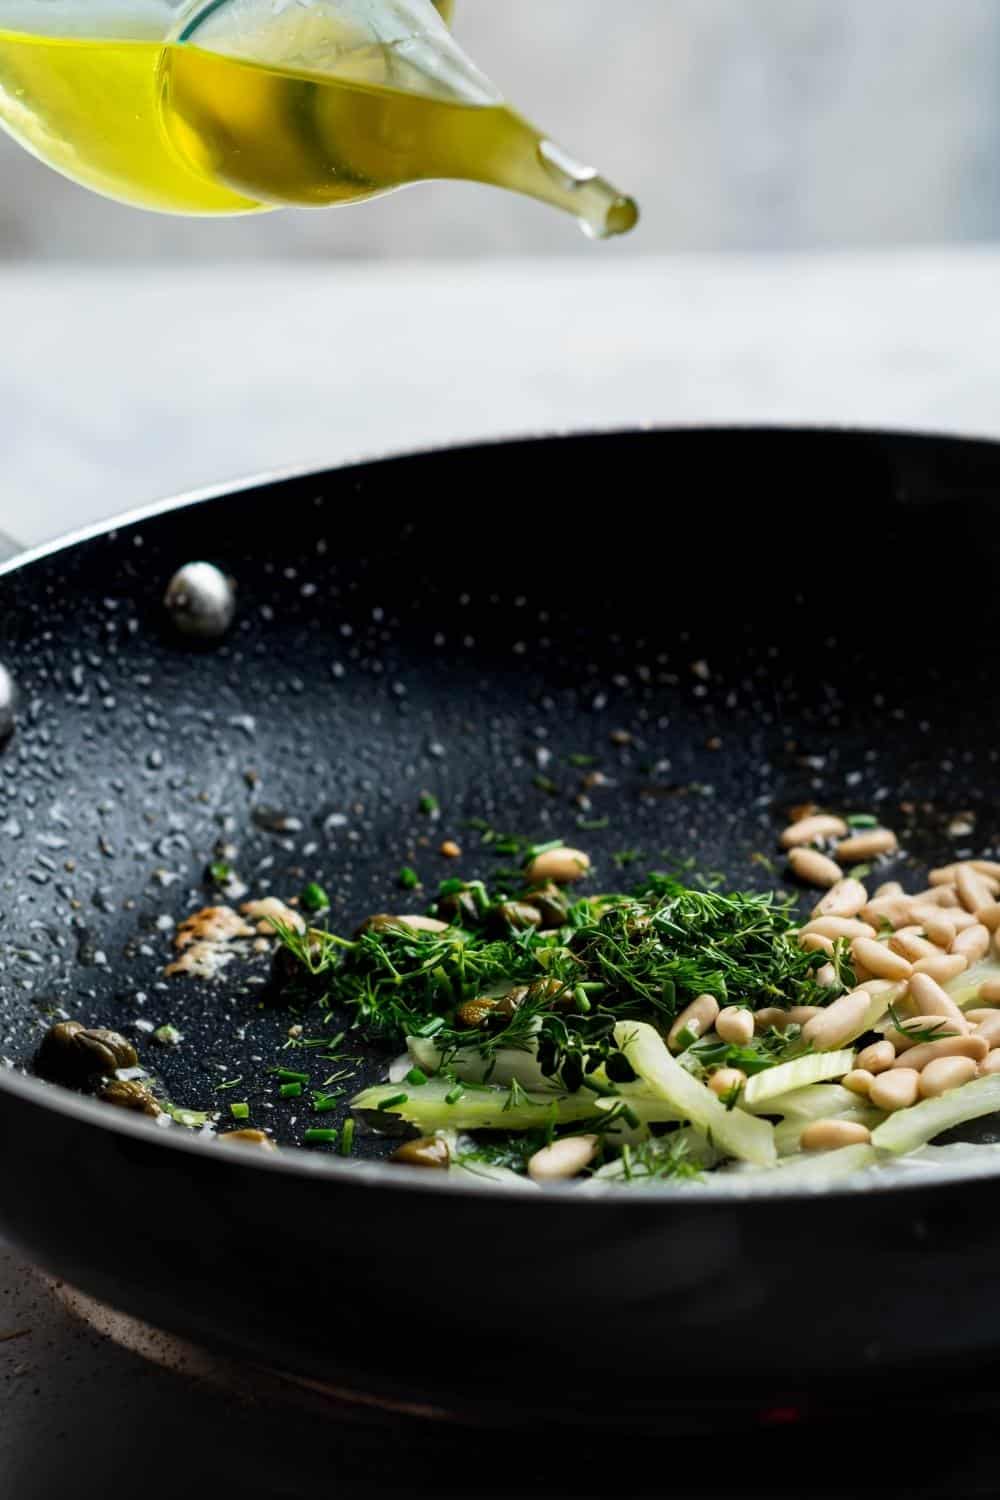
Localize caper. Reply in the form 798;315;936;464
456;997;499;1028
391;1135;450;1169
494;985;530;1018
218;1129;278;1150
526;976;572;1008
525;882;570;927
489;901;544;934
436;888;482;926
97;1079;162;1116
35;1020;139;1086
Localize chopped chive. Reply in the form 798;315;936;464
313;1093;343;1113
418;792;439;816
444;1084;465;1105
415;1016;446;1038
574;984;592;1014
532;775;558;795
340;1118;355;1155
398;865;420;890
406;1066;428;1086
524;838;563;861
304;1128;339;1146
567;753;597;767
230;1101;250;1120
208;859;232;885
274;1068;309;1084
846;813;878;828
621;1104;642;1130
301;881;330;912
152;1023;182;1046
379;1093;408;1111
576;816;610;831
279;1081;303;1099
215;1076;243;1092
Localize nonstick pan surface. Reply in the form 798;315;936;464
3;426;1000;1422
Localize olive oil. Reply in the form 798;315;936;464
0;3;637;235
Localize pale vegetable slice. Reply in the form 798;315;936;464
449;1159;539;1189
352;1077;599;1132
613;1021;776;1167
407;1035;550;1091
740;1142;877;1186
871;1073;1000;1155
743;1051;855;1108
590;1125;720;1182
744;1082;860;1120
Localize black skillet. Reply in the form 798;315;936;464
3;426;1000;1428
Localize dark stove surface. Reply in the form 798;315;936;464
2;1243;999;1500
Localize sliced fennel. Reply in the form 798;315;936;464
743;1051;855;1108
406;1034;550;1091
718;1143;877;1188
871;1074;1000;1155
613;1021;776;1167
592;1125;720;1182
352;1076;601;1132
746;1082;861;1120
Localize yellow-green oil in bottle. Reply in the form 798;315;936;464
0;6;637;235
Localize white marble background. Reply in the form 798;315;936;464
1;0;999;257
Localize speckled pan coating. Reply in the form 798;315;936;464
3;428;1000;1420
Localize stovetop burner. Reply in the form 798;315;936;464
4;1243;1000;1499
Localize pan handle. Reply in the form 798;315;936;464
0;529;22;564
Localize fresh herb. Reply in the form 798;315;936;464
379;1093;408;1111
274;1068;309;1084
312;1092;344;1113
279;1081;303;1099
532;775;558;795
152;1023;182;1046
612;849;643;868
305;1128;339;1146
163;1101;212;1129
418;792;439;816
847;864;872;879
846;814;878;828
215;1076;244;1092
398;865;420;890
230;1101;250;1120
300;881;330;912
445;1084;465;1105
340;1118;356;1155
617;1134;704;1184
567;753;598;768
886;1004;959;1044
576;817;610;832
406;1066;429;1086
208;860;232;886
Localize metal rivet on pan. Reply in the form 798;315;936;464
164;562;236;639
0;662;17;740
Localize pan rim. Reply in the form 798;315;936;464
4;423;1000;1209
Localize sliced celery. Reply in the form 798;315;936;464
743;1051;855;1108
613;1021;776;1167
352;1076;599;1132
871;1073;1000;1155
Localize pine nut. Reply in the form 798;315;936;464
891;1035;987;1072
787;1005;824;1024
887;1016;969;1051
851;938;912;981
952;923;990;962
994;929;1000;959
800;932;835;956
889;931;940;962
980;1050;1000;1075
754;1006;791;1032
913;886;961;908
978;980;1000;1004
918;1056;979;1097
527;1134;599;1182
524;847;591;885
912;953;968;984
708;1067;747;1097
779;814;848;848
975;903;1000;932
843;1069;875;1097
789;848;843;888
918;914;957;949
836;829;898;861
974;1013;1000;1048
395;915;450;933
716;1006;753;1045
856;1040;896;1073
929;865;963;885
800;1119;872;1150
907;971;967;1023
860;896;912;930
970;861;1000;883
668;994;720;1052
801;988;871;1051
874;881;904;899
911;903;977;932
956;867;996;914
815;963;839;988
802;917;877;941
967;1009;1000;1025
869;1068;921;1111
812;878;868;920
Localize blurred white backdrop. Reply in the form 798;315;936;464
0;0;998;258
